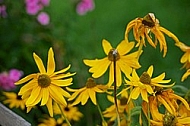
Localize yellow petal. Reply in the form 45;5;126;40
147;65;153;78
18;80;37;95
51;78;72;87
41;88;49;106
48;85;67;106
131;87;141;100
117;58;133;76
26;86;41;106
47;47;55;75
88;89;96;105
141;89;148;102
53;64;71;75
15;74;37;85
33;53;46;73
181;69;190;82
159;26;179;43
125;19;136;40
91;58;111;78
102;39;112;55
81;90;89;105
116;63;122;87
83;59;98;67
46;98;53;117
107;63;114;87
117;40;134;55
51;72;75;80
72;93;83;105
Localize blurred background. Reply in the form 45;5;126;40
1;0;190;125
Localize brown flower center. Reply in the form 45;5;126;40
140;72;151;84
108;48;120;61
163;112;177;126
64;106;70;112
120;97;128;106
86;78;96;88
38;74;51;88
142;13;156;28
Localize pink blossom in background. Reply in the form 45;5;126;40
0;69;23;91
40;0;50;6
0;5;7;18
37;12;49;25
76;0;95;15
25;0;41;15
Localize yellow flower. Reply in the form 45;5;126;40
175;42;190;81
83;39;141;87
125;65;173;102
103;91;132;122
15;47;75;117
38;117;68;126
53;103;83;121
67;78;107;105
125;13;180;57
3;92;25;110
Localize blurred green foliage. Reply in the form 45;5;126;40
1;0;190;125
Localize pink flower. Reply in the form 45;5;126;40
40;0;50;6
37;12;50;25
76;0;95;15
0;69;23;91
0;5;7;18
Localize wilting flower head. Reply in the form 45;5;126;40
15;47;75;117
84;39;141;87
0;69;23;90
125;13;180;57
76;0;95;15
124;65;174;102
37;12;50;25
67;77;107;105
175;42;190;81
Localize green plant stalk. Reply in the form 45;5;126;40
97;103;106;125
58;104;72;126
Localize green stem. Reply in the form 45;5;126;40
97;103;106;124
58;104;72;126
127;87;133;125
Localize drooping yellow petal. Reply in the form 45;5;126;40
47;47;55;75
48;85;67;106
88;89;96;105
15;74;37;85
157;95;173;114
181;69;190;81
72;93;83;105
46;98;53;117
41;88;49;106
117;40;134;55
159;26;179;43
26;86;41;106
81;90;89;105
141;89;148;102
178;117;190;124
107;63;114;87
102;39;112;55
130;87;141;100
33;53;46;74
116;63;122;87
117;57;133;76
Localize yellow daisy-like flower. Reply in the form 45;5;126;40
83;39;141;87
125;65;173;102
38;117;67;126
3;92;25;110
67;78;108;105
125;13;180;57
15;47;75;117
103;91;132;122
53;103;83;121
